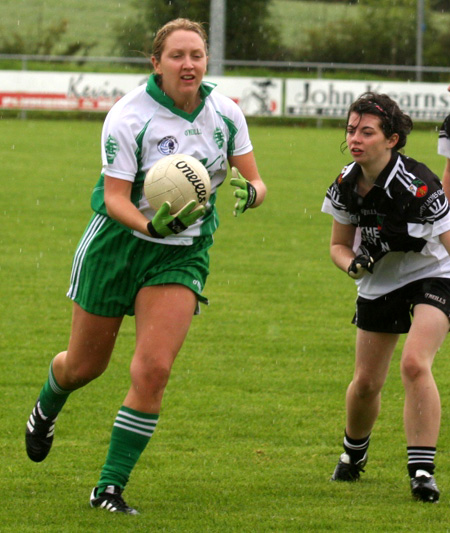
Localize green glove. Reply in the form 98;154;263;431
230;167;257;217
147;200;205;238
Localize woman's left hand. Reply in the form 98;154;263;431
230;167;257;217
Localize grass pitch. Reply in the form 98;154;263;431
1;118;449;532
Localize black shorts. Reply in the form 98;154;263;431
352;278;450;333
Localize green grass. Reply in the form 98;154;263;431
1;119;450;531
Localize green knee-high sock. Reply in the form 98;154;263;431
97;406;159;492
38;360;72;418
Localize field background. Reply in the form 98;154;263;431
2;1;449;58
1;0;351;57
1;118;450;531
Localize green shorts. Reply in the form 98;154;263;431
67;213;213;317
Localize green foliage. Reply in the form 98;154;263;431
225;0;285;60
318;0;447;6
430;0;450;11
0;0;449;72
293;0;449;68
0;16;95;56
113;0;285;60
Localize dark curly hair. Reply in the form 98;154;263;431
346;92;413;151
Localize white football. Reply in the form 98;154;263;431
144;154;211;214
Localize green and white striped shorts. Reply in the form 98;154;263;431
67;213;212;317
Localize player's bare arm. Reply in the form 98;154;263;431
330;220;357;273
104;175;151;235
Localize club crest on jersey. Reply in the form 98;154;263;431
157;136;179;155
105;134;119;164
376;214;385;231
408;179;428;198
213;127;225;149
337;165;349;184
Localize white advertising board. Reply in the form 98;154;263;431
285;79;450;121
0;71;283;116
0;71;148;111
2;71;447;120
205;76;283;116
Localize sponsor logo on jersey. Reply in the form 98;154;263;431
337;165;350;184
185;128;202;136
105;134;119;163
360;225;380;246
425;292;446;305
157;136;179;155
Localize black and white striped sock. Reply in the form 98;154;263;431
343;431;370;464
407;446;436;478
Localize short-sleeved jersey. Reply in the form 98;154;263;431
91;74;253;245
438;115;450;158
322;152;450;299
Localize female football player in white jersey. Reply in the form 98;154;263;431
322;92;450;503
25;18;266;514
438;84;450;196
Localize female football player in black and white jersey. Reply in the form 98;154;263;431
24;18;266;515
322;92;450;503
438;84;450;197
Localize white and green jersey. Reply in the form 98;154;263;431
91;74;253;245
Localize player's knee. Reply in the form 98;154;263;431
352;374;382;399
401;353;427;383
130;357;172;393
64;364;105;387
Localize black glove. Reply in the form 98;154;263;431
348;254;375;279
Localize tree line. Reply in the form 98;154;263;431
0;0;448;76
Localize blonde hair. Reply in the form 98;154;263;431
152;18;208;62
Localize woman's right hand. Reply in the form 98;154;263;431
147;201;206;238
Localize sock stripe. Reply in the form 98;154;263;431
115;415;158;431
114;423;155;438
117;408;159;422
407;447;436;465
47;361;71;396
113;409;159;438
344;436;370;451
407;448;436;455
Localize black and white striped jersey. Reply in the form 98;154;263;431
322;152;450;299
